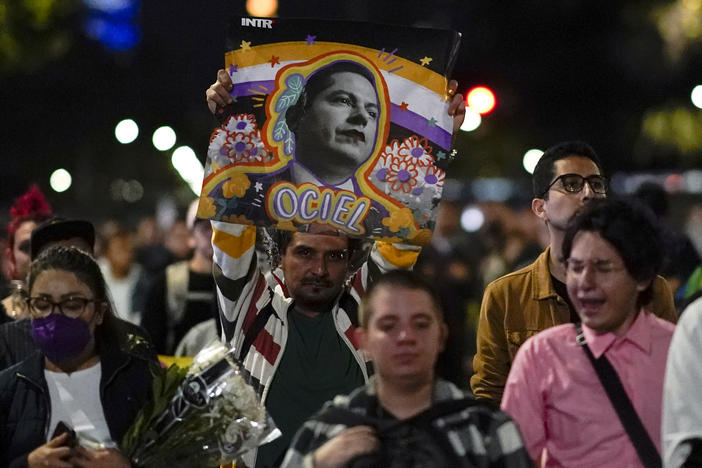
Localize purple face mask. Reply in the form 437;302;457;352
31;314;92;364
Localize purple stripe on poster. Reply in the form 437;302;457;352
231;80;276;97
390;104;451;149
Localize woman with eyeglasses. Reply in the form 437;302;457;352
0;245;155;468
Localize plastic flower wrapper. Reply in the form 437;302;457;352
121;342;280;468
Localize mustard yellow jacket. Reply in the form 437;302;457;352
470;247;677;405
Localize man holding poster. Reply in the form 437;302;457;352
205;34;465;467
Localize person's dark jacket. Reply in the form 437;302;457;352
0;318;156;468
0;319;37;371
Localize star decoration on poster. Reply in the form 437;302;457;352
427;117;437;127
305;34;316;45
269;55;280;67
228;64;238;74
419;56;433;66
399;102;409;111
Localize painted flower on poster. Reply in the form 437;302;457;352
398;136;434;167
207;114;270;174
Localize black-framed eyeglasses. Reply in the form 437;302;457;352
26;296;97;319
541;173;607;197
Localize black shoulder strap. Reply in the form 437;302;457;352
574;323;661;468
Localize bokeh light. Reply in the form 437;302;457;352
152;126;177;151
691;85;702;109
115;118;139;144
466;86;496;115
461;205;485;232
50;169;72;193
460;108;482;132
523;149;544;174
246;0;278;17
172;146;205;195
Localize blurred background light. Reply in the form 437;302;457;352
83;0;141;51
460;205;485;232
472;178;513;202
466;86;496;115
85;17;141;51
246;0;278;17
460;107;482;132
122;179;144;202
50;169;72;193
84;0;136;15
692;85;702;109
171;146;204;196
152;126;177;151
522;148;544;174
115;119;139;144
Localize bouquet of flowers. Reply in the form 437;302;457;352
121;342;279;467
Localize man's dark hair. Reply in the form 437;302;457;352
532;141;603;198
286;61;377;133
359;269;443;328
561;198;663;305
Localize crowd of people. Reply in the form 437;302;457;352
1;67;702;468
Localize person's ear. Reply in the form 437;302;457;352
532;197;547;221
94;302;107;326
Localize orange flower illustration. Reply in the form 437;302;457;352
381;207;414;232
197;197;217;218
222;173;251;198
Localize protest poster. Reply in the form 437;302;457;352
198;17;461;245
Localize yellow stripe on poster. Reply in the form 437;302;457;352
225;41;447;95
212;225;257;259
376;242;421;268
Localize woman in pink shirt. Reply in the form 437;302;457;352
501;198;675;467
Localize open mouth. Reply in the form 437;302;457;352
578;298;605;314
338;129;365;142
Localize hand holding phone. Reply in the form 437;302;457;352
51;421;78;448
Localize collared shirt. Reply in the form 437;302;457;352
663;296;702;468
501;311;675;467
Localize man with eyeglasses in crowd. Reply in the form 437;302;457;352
471;140;677;405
